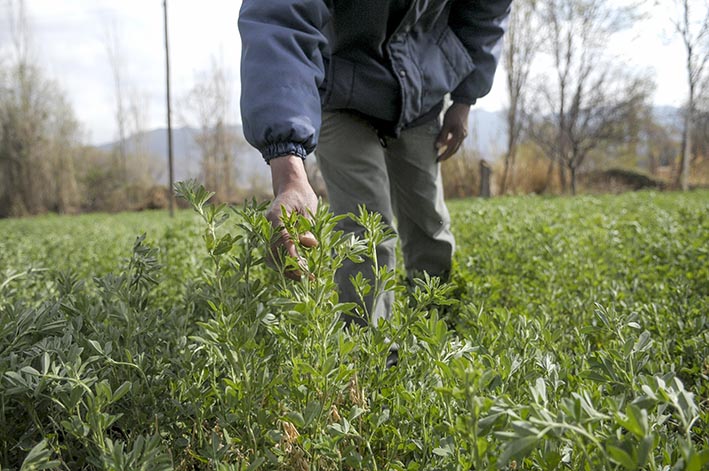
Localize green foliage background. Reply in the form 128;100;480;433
0;189;707;470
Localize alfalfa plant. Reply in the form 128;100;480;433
174;181;392;468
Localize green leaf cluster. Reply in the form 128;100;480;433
0;188;706;470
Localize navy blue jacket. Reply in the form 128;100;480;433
239;0;512;162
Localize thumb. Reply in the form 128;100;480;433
299;231;319;248
436;121;453;149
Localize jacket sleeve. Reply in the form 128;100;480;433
448;0;511;105
238;0;330;162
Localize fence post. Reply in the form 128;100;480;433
479;160;492;198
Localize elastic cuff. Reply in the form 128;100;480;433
450;95;477;106
262;142;308;163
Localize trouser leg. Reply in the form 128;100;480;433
316;111;395;327
384;118;455;280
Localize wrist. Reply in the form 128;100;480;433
450;102;471;113
270;154;310;195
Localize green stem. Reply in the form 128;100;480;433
533;420;609;461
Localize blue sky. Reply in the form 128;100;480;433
0;0;694;145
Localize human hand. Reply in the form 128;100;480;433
435;102;471;162
267;155;319;280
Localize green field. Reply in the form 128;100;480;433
1;188;708;470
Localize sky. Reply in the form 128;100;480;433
0;0;693;145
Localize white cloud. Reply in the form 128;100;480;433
0;0;698;143
1;0;243;144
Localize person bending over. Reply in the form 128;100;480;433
239;0;511;327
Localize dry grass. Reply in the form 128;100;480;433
441;148;482;199
690;156;709;186
492;146;562;195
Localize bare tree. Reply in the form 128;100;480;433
102;18;159;209
667;0;709;190
691;85;709;170
644;116;679;176
527;0;648;195
46;92;81;212
181;57;238;201
103;20;129;187
500;0;540;195
0;0;81;216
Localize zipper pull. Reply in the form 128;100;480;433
377;130;388;148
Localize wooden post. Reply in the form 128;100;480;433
163;0;175;217
479;159;492;198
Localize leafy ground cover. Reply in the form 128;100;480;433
0;186;707;470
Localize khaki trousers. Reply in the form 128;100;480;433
316;111;455;326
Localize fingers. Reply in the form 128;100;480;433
281;235;310;281
435;123;452;152
281;230;301;259
267;228;313;281
299;231;319;248
264;180;319;280
266;212;318;280
436;128;466;162
284;230;318;281
436;102;470;162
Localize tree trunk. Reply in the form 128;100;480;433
479;160;492;198
681;105;692;191
500;155;511;195
570;165;577;196
648;151;658;176
500;137;518;195
541;158;555;194
558;161;567;194
674;109;692;191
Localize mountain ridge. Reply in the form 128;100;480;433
93;107;681;185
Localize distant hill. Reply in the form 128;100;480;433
94;106;680;183
95;110;508;179
96;125;269;186
469;106;688;159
